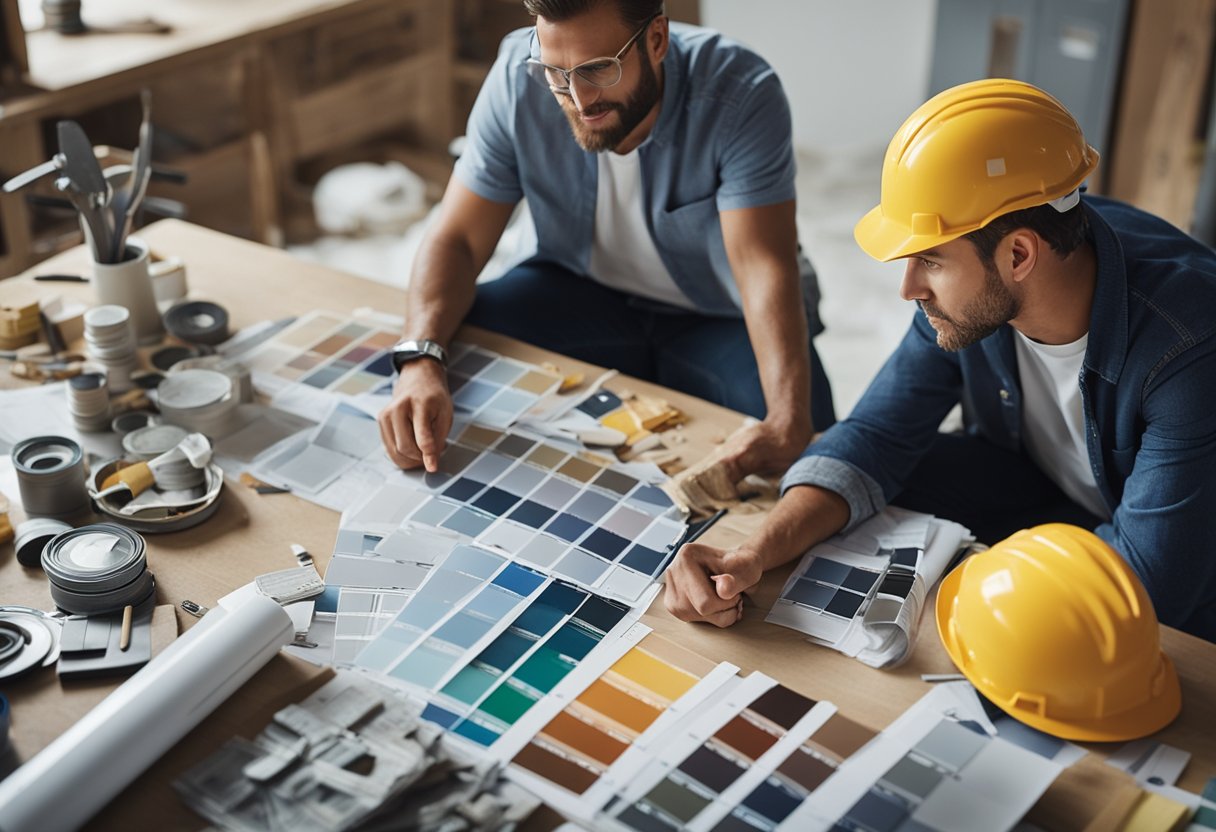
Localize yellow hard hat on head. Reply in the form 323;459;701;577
936;524;1180;742
854;78;1100;262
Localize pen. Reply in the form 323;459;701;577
33;274;88;283
119;604;133;651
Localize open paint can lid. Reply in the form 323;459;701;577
42;523;147;594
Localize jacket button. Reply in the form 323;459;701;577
999;389;1010;400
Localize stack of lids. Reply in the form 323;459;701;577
83;305;139;393
41;524;154;615
65;372;111;432
0;300;40;351
155;369;237;437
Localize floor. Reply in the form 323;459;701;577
289;147;914;418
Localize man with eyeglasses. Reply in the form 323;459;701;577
378;0;835;488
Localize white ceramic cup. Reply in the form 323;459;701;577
92;236;164;345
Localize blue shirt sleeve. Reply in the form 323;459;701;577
715;70;797;212
452;33;527;205
1095;346;1216;635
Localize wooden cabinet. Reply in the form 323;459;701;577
0;0;457;276
0;0;702;278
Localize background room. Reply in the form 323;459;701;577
5;0;1211;414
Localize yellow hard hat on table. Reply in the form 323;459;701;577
936;523;1181;741
855;78;1100;262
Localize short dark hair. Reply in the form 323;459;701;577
522;0;663;30
964;201;1090;265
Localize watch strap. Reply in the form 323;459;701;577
390;339;448;372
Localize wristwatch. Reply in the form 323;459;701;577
390;338;448;373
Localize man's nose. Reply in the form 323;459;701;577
900;260;927;302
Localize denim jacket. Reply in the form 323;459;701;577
453;23;822;330
783;196;1216;640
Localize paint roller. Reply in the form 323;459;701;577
98;432;212;499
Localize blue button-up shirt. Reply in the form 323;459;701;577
453;23;821;326
784;196;1216;640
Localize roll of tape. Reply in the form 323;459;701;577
163;301;229;346
13;518;72;568
12;437;89;519
111;410;157;436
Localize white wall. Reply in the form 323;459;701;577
701;0;938;156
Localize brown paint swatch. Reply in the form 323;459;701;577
810;713;875;762
541;710;629;766
777;745;835;792
714;714;779;761
514;741;599;794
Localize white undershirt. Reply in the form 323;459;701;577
589;148;695;310
1013;329;1110;520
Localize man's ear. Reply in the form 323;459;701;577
1007;230;1039;284
649;15;670;63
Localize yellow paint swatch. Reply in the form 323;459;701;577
610;647;700;702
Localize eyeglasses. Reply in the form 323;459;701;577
526;14;660;95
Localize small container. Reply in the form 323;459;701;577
41;524;154;615
13;517;73;568
12;436;90;519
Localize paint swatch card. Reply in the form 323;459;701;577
698;708;876;832
604;675;849;832
351;541;647;758
305;519;473;665
354;544;524;675
421;591;635;751
393;424;686;604
447;345;563;428
505;634;739;820
778;683;1063;832
236;309;562;441
767;507;971;668
239;312;400;407
254;402;381;494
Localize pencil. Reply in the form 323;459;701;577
119;605;133;651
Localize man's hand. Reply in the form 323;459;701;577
664;542;763;627
377;359;452;472
717;416;813;484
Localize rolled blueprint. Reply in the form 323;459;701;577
0;595;292;832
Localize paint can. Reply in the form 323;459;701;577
12;436;89;520
41;524;154;616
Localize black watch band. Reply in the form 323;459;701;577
390;339;448;373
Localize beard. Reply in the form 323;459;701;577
920;259;1019;351
560;51;661;152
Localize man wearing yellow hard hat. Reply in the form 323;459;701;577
664;78;1216;643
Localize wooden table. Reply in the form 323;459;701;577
3;220;1215;828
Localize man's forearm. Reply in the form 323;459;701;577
744;484;849;571
403;236;481;345
740;263;811;430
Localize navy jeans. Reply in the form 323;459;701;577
891;432;1104;546
466;260;837;430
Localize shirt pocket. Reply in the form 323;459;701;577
652;195;719;255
